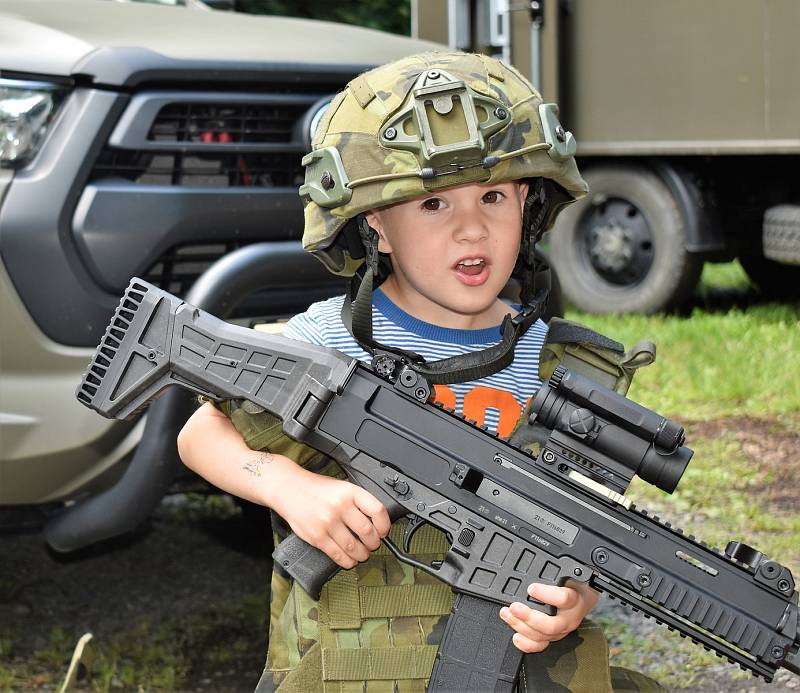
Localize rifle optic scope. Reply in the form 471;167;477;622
531;366;692;493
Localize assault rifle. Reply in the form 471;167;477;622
76;279;799;692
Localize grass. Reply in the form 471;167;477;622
564;263;800;419
697;258;752;292
0;592;268;692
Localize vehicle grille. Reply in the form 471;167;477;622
142;241;245;295
83;85;347;315
149;101;306;144
91;149;305;187
89;89;333;187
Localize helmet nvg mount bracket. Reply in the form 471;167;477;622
377;69;511;182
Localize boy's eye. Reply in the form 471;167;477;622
421;198;443;211
482;190;503;204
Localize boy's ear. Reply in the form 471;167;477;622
365;210;393;254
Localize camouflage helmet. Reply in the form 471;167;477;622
299;50;588;277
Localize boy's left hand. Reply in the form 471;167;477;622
499;582;600;653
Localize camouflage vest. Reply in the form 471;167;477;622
221;320;661;693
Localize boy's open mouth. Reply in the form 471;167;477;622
455;257;487;277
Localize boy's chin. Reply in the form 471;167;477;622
438;298;512;330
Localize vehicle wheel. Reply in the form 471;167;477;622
549;165;703;314
763;205;800;265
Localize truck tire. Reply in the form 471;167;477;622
549;165;702;314
763;205;800;265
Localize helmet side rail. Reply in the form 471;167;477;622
76;279;800;689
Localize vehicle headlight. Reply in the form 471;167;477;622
306;97;333;148
0;79;67;168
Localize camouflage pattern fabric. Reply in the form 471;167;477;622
300;51;588;277
518;620;668;693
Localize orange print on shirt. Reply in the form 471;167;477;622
433;384;522;438
433;384;457;411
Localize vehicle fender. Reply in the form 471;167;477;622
647;158;725;254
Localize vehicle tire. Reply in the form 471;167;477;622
549;165;703;314
763;205;800;265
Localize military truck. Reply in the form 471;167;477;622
0;0;442;549
413;0;800;313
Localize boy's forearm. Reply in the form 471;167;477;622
177;403;299;509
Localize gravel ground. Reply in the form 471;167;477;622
594;596;799;693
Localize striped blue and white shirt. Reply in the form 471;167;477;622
283;289;547;437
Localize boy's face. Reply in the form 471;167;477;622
365;180;528;330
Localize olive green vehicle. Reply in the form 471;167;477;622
0;0;440;547
414;0;800;313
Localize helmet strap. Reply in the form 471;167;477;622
340;215;549;385
518;178;551;305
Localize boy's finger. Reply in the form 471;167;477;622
507;602;570;639
353;489;392;536
511;633;548;654
329;523;370;564
319;536;358;570
500;608;554;651
527;583;579;610
504;603;568;639
343;505;382;551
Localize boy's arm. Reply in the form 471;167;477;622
177;402;391;568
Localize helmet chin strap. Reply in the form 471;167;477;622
340;183;552;385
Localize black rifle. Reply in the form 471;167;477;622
76;279;799;691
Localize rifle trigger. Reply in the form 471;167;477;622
403;514;428;552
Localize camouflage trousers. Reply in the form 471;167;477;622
254;617;667;693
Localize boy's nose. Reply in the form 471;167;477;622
451;208;490;243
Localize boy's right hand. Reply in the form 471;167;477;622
273;468;392;569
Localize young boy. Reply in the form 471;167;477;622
178;52;664;692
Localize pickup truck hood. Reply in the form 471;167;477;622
0;0;441;84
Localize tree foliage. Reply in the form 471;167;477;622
234;0;411;36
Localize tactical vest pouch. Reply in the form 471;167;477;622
512;318;656;451
310;519;453;691
538;317;656;396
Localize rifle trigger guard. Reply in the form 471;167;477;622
403;513;428;552
381;531;443;579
